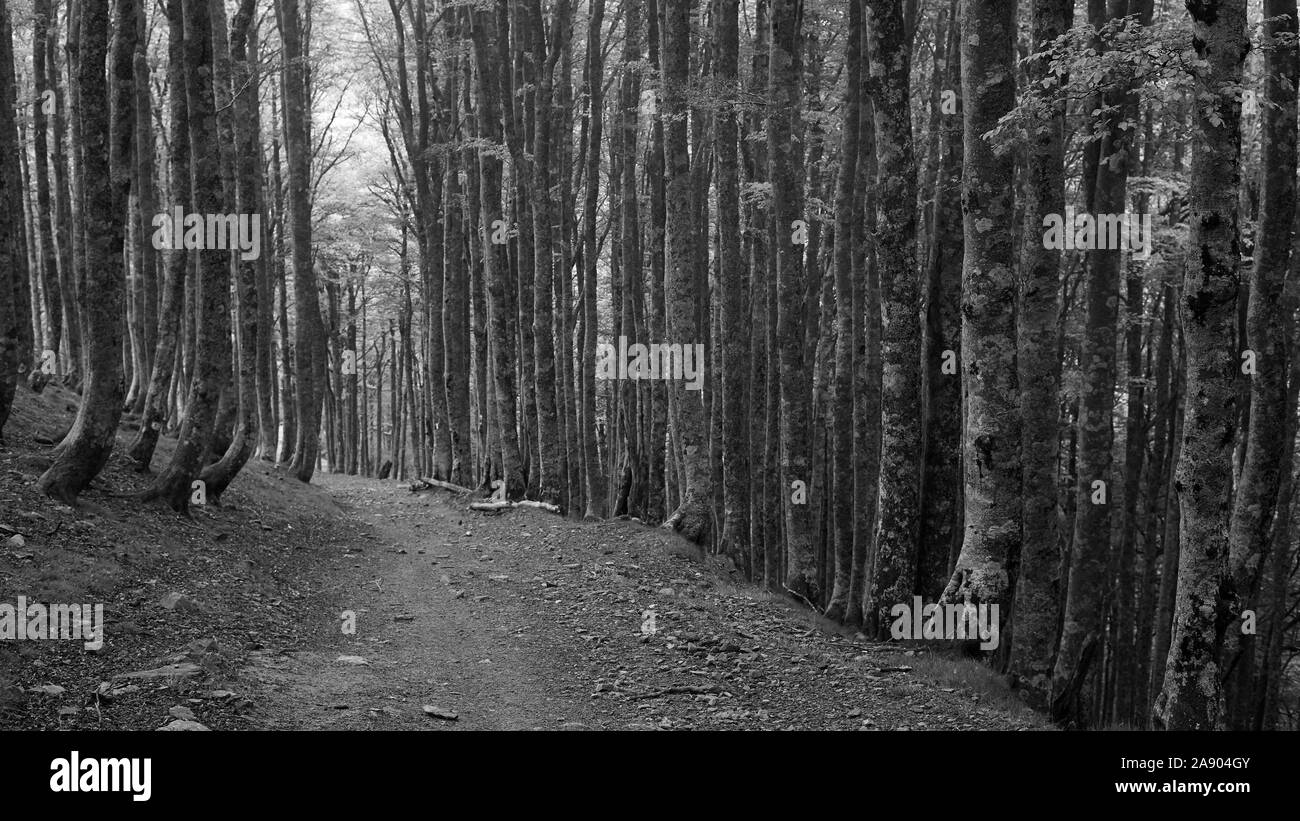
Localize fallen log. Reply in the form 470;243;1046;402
467;499;561;514
409;477;475;494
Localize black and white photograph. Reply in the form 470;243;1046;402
0;0;1291;805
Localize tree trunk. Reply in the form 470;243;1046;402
280;0;325;483
941;0;1020;618
1154;0;1247;731
37;0;130;503
770;0;811;592
0;0;21;433
660;0;711;541
140;0;230;512
471;4;526;500
199;0;264;502
1010;0;1070;708
824;0;861;623
1221;0;1296;729
716;0;749;569
863;0;923;635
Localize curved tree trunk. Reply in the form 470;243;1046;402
140;0;230;512
127;0;189;471
37;0;130;504
199;0;264;502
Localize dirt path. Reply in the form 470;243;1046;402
243;476;1045;732
246;475;629;730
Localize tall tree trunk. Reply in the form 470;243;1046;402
1052;0;1142;727
941;0;1020;618
863;0;923;636
660;0;710;541
0;0;21;433
280;0;325;482
443;17;472;487
918;0;963;604
1222;0;1297;729
1154;0;1247;731
824;0;861;623
770;0;812;591
32;0;64;373
717;0;749;568
50;10;80;387
129;0;189;469
533;1;564;506
37;0;130;503
471;4;526;499
140;0;230;512
1011;0;1070;708
200;0;264;501
579;0;608;518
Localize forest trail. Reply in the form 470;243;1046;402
242;477;1045;731
1;388;1041;731
246;475;614;730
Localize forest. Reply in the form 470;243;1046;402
0;0;1296;733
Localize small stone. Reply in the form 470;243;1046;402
168;705;197;721
29;684;66;696
422;705;458;721
5;534;25;549
159;592;203;614
335;655;370;666
157;719;210;731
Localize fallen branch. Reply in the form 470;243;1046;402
468;499;562;515
515;499;561;513
410;477;475;494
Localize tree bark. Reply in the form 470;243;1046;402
280;0;325;483
660;0;711;542
1011;0;1070;708
37;0;130;503
941;0;1020;617
140;0;230;512
1221;0;1297;729
863;0;923;636
1154;0;1247;731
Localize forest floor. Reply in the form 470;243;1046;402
0;385;1046;731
